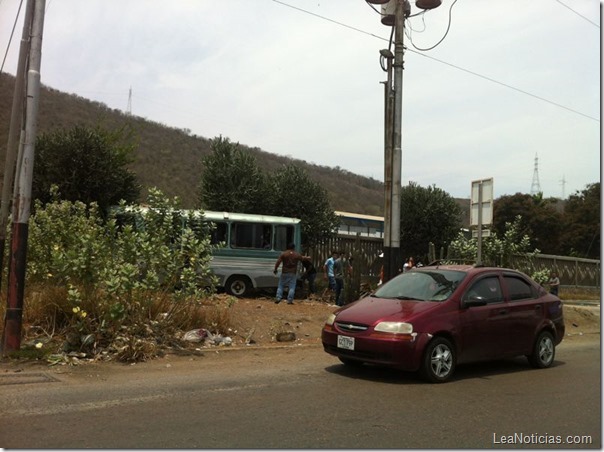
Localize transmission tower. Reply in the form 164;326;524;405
559;175;566;199
530;153;542;195
126;86;132;115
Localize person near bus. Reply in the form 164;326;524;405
334;251;352;307
273;242;308;305
300;258;318;298
323;250;339;299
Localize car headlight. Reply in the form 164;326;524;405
374;321;413;334
325;313;336;326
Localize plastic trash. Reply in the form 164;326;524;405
183;329;209;342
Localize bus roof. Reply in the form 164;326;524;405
112;206;301;225
203;210;301;225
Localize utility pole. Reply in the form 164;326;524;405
376;0;409;281
370;0;441;281
387;0;406;280
0;0;36;292
381;48;394;280
2;0;46;354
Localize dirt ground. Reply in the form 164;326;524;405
212;294;600;350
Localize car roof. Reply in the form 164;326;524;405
416;264;522;276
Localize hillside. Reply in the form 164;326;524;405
0;73;470;223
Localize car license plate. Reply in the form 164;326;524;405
337;335;355;350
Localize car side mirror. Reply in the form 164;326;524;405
462;296;487;308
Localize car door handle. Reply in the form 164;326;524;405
535;304;542;310
497;309;508;315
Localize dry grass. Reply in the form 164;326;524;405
0;286;237;362
561;287;600;301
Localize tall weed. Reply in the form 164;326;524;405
14;188;223;362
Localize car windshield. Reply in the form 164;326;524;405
373;269;467;302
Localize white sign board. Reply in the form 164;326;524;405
470;178;494;226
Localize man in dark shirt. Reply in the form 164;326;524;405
274;242;308;305
300;258;318;298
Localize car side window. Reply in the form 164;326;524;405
464;276;503;303
504;276;535;301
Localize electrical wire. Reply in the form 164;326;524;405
407;49;599;122
554;0;599;28
0;0;24;75
272;0;387;42
406;0;458;52
272;0;599;123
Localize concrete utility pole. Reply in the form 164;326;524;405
381;48;394;280
369;0;441;281
2;0;46;354
0;0;36;292
387;0;406;280
379;0;408;281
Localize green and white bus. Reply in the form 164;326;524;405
203;211;302;296
113;207;302;297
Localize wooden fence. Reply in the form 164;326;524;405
307;234;600;303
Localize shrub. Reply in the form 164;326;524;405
21;188;222;362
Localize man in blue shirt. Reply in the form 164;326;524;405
323;250;339;300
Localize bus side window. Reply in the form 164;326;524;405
274;225;293;251
261;225;272;249
232;222;274;249
211;222;228;245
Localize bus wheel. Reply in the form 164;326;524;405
225;276;252;297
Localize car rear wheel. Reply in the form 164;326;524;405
421;337;456;383
225;276;252;297
338;357;364;367
527;330;555;368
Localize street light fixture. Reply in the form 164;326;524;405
415;0;441;10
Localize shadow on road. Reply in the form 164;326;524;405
324;356;567;384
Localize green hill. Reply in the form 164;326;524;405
0;72;469;224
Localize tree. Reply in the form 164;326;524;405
493;193;562;254
33;124;140;215
268;164;339;248
560;182;600;258
399;183;462;262
198;139;338;249
446;216;543;282
198;137;270;213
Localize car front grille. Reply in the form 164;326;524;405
335;322;369;333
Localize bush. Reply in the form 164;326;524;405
20;188;222;362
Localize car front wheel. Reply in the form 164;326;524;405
421;337;456;383
527;330;555;368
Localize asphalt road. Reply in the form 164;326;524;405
0;339;600;449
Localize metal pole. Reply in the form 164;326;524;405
389;0;406;278
0;0;36;292
476;182;483;266
2;0;45;354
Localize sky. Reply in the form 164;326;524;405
0;0;600;200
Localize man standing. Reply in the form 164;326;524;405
274;242;307;305
548;271;560;296
333;251;352;306
323;250;338;299
300;258;318;298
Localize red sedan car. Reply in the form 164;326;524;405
322;265;565;383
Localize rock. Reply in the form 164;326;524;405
276;332;296;342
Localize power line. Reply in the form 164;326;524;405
272;0;599;123
407;50;599;122
0;0;24;75
554;0;599;28
272;0;387;42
